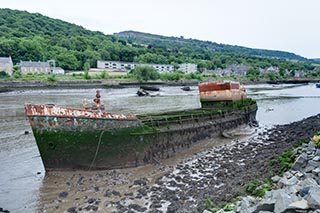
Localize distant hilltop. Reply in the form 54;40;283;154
114;31;307;61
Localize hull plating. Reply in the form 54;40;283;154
27;104;257;170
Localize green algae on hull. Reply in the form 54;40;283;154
27;100;257;170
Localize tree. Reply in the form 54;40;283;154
0;71;9;78
83;60;90;71
267;72;278;81
246;67;260;77
171;62;179;71
55;51;80;70
83;70;91;79
130;66;160;82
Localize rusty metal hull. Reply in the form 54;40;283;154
199;81;247;102
25;101;257;170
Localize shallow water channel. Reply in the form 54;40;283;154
0;83;319;212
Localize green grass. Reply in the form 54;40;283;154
245;179;273;197
205;199;237;212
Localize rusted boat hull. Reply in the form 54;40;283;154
199;81;247;102
26;100;257;170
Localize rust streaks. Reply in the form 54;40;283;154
198;81;247;101
25;104;137;121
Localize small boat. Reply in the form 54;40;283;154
181;86;191;91
25;81;257;170
266;108;274;112
316;83;320;88
140;85;160;91
136;88;149;96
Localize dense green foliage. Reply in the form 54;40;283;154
0;9;143;70
0;8;318;76
129;66;160;82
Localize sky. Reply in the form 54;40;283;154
1;0;319;58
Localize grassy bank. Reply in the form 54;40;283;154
1;70;319;86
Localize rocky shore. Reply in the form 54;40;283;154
34;114;320;213
234;140;320;213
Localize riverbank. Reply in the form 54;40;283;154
0;79;199;92
32;114;320;213
0;78;318;92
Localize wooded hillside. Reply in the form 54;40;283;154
0;8;316;73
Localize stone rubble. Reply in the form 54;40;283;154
234;140;320;213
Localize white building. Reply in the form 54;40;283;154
20;61;51;74
178;63;198;74
97;60;174;73
51;67;65;74
0;56;13;75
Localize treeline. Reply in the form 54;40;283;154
0;9;317;74
115;31;308;61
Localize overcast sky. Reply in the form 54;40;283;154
1;0;319;58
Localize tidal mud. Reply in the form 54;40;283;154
37;114;320;212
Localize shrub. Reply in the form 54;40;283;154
130;66;160;82
100;71;109;79
312;134;320;148
84;71;91;79
278;148;296;173
245;179;272;197
270;148;296;175
184;72;203;80
13;70;22;79
0;71;9;78
47;74;57;85
204;199;236;212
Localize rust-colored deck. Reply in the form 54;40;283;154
25;104;138;120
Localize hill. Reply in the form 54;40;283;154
114;31;307;61
0;8;317;74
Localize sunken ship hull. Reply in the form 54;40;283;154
25;81;257;170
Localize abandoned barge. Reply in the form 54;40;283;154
25;81;257;170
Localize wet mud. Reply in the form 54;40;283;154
36;114;320;212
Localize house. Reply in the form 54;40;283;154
20;61;51;74
51;67;65;74
97;60;139;72
97;60;175;73
260;66;280;76
178;63;198;74
0;56;13;75
294;70;306;78
206;64;248;77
